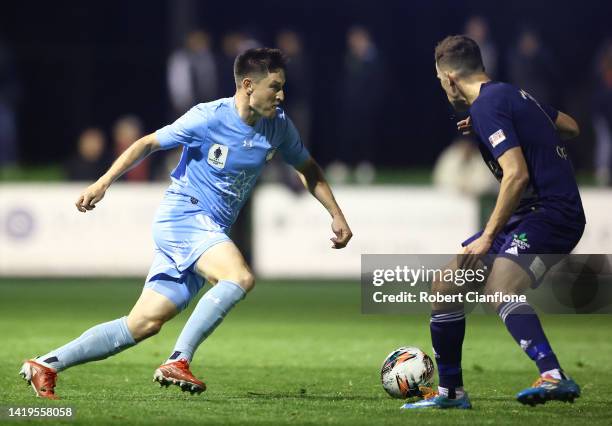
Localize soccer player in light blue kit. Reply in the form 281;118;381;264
20;48;353;399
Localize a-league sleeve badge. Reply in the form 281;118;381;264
488;129;506;147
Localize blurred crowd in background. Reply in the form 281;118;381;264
1;4;612;191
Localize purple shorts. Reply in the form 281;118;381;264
462;209;585;286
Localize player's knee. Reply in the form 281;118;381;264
142;318;165;339
484;285;513;311
430;279;463;312
130;317;165;341
485;281;516;297
230;271;255;292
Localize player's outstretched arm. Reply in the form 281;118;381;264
555;111;580;140
294;157;353;249
75;133;162;212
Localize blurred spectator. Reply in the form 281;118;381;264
113;115;150;181
508;28;559;105
167;30;218;116
331;26;385;184
433;138;498;196
0;40;20;167
255;30;314;192
66;128;108;181
276;29;312;147
215;32;262;260
218;32;247;97
154;147;183;182
464;16;498;78
592;39;612;186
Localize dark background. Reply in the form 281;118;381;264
2;0;611;169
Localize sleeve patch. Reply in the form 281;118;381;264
488;129;507;147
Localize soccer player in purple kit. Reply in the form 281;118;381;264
403;35;585;409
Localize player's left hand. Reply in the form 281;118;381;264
460;235;492;269
330;214;352;249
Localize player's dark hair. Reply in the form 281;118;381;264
233;48;287;87
435;35;485;76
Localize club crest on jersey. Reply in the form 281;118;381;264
488;129;506;147
266;149;277;162
207;144;228;169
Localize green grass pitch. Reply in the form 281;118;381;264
0;279;611;425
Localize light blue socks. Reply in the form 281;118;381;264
167;280;246;363
37;316;136;372
36;281;246;372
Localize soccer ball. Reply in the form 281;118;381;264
380;347;435;398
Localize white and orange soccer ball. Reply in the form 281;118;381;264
380;346;435;398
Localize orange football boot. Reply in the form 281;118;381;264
153;359;206;395
19;360;59;400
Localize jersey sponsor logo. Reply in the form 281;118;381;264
488;129;506;147
265;148;277;162
207;144;228;169
510;232;530;250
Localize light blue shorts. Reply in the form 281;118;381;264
143;192;231;311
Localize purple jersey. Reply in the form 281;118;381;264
469;81;585;225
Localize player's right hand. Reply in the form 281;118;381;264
457;116;472;135
330;214;353;249
75;181;108;212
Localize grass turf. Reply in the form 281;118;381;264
0;279;610;425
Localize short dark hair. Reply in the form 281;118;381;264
435;35;485;75
233;48;287;87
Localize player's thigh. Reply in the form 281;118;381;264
193;240;254;291
430;256;486;312
485;257;531;310
127;288;179;341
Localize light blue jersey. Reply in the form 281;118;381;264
156;97;310;228
146;97;309;309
